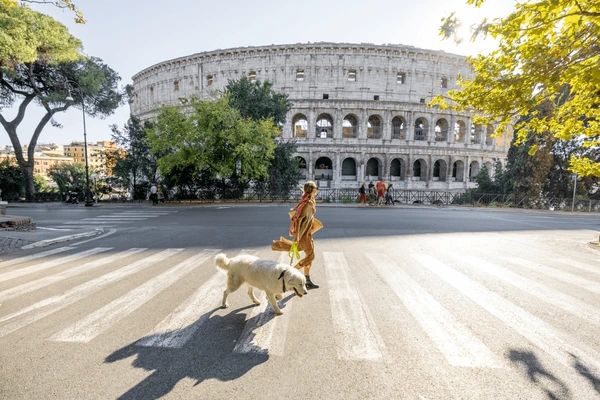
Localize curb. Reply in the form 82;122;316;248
20;228;105;250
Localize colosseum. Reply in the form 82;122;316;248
131;42;511;191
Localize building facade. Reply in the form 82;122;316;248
131;42;510;190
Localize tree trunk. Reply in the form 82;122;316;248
21;163;35;200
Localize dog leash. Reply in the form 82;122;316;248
289;241;300;266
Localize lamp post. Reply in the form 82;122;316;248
571;173;578;213
65;81;94;207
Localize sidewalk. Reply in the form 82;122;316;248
0;213;102;256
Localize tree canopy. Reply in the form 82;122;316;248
148;96;278;186
0;56;124;199
0;2;82;68
225;77;292;125
434;0;600;177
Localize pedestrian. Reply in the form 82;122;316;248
376;180;386;206
358;182;367;206
150;183;158;205
157;187;165;204
271;181;322;289
385;183;394;205
368;181;376;205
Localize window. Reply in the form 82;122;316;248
342;115;358;138
150;87;154;97
174;80;179;91
440;77;448;88
392;117;406;140
348;69;357;82
419;98;426;104
207;75;213;86
397;72;406;84
296;69;305;81
323;93;329;99
248;71;257;81
373;95;379;101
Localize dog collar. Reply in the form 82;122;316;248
278;269;288;293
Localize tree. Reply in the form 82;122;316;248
435;0;600;177
255;141;302;198
147;96;278;194
47;162;88;193
0;2;82;68
0;159;24;200
0;56;124;199
109;116;158;200
225;77;292;125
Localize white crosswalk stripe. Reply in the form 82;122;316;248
137;249;254;349
552;258;600;277
413;254;600;371
324;251;386;361
0;246;74;270
462;255;600;327
62;211;177;225
0;247;112;283
366;253;501;367
50;249;220;343
0;249;182;338
0;243;598;381
0;248;146;302
506;256;600;294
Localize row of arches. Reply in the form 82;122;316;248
292;113;495;144
298;156;493;182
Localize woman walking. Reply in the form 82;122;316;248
272;181;322;289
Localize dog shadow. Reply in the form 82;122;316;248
105;304;272;400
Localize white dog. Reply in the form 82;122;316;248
215;253;308;315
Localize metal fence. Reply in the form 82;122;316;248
3;189;599;213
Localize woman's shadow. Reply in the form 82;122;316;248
105;300;286;400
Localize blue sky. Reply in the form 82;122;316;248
0;0;516;147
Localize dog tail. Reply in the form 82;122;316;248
214;253;230;273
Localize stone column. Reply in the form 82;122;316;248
334;108;343;140
448;115;455;144
407;111;414;141
335;151;341;187
308;108;316;139
359;108;367;139
307;150;314;182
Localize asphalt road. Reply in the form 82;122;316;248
0;203;599;400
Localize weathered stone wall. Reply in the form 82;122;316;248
131;43;510;190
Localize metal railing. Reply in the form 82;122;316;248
4;189;599;212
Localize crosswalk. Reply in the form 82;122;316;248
0;243;599;377
61;210;177;227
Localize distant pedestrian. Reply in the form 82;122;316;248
358;182;367;206
157;187;165;204
376;180;386;206
368;181;376;205
150;183;158;205
385;183;394;205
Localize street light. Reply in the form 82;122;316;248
65;81;94;207
571;173;578;213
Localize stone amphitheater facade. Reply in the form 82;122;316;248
131;42;510;191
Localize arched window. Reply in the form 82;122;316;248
435;119;448;142
316;114;333;138
454;121;466;142
292;114;308;138
367;115;382;139
469;161;480;181
366;158;379;179
414;118;427;140
470;124;482;144
452;160;465;182
341;158;357;181
392;117;406;139
390;158;404;180
486;125;494;145
315;157;333;181
342;115;358;138
413;160;422;180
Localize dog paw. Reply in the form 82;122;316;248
253;301;262;306
274;310;284;316
222;303;229;309
275;294;283;300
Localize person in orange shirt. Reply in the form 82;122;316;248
376;180;386;206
